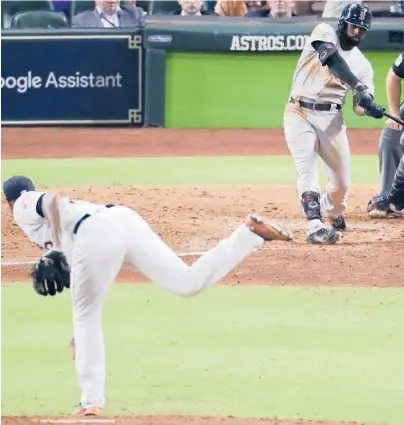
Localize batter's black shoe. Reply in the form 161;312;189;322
330;215;346;231
307;228;340;245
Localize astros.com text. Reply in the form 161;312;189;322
230;35;310;52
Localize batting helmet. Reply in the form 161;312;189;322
337;3;372;49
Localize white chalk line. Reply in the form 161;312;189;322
2;247;276;267
1;251;206;267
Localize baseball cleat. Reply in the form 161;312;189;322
330;214;346;231
307;228;340;245
367;197;403;218
389;203;404;215
74;404;103;416
245;214;293;241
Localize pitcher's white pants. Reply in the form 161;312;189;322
283;103;351;230
70;206;263;408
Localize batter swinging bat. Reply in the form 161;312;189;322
383;111;404;127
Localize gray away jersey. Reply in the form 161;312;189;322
289;23;374;105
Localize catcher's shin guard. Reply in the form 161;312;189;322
301;191;322;221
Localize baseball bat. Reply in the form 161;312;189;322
383;111;404;127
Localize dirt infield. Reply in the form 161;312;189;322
2;127;380;159
2;127;403;425
2;127;403;287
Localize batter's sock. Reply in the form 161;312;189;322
301;191;322;221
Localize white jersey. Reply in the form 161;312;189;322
289;23;374;105
13;191;110;251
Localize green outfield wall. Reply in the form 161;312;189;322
164;51;398;129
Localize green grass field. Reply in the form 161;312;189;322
2;155;381;187
2;155;404;424
3;284;404;423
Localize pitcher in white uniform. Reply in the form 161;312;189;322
3;175;293;416
283;3;385;244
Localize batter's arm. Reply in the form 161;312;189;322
312;41;361;89
41;192;63;251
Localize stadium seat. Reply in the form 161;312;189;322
148;0;180;15
10;10;69;29
132;1;151;14
1;0;54;29
69;0;95;19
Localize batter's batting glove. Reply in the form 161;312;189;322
365;103;385;119
354;86;374;110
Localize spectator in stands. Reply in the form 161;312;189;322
292;0;316;16
268;0;294;17
247;0;295;18
72;0;145;27
322;0;358;18
215;0;247;16
245;1;270;17
204;0;217;13
172;0;213;15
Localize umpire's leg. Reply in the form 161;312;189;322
378;102;404;196
390;153;404;208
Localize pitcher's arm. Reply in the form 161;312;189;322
41;192;63;251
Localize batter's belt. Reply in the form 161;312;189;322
289;97;342;111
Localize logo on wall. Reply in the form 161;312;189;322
148;35;172;43
229;35;309;52
1;71;123;94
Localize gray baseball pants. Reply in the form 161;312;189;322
378;102;404;196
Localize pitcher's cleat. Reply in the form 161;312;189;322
246;214;293;241
74;404;103;416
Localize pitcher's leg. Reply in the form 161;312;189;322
71;221;126;410
125;210;289;297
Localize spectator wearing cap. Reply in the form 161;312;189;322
72;0;145;28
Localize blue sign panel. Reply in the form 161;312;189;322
1;33;143;125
